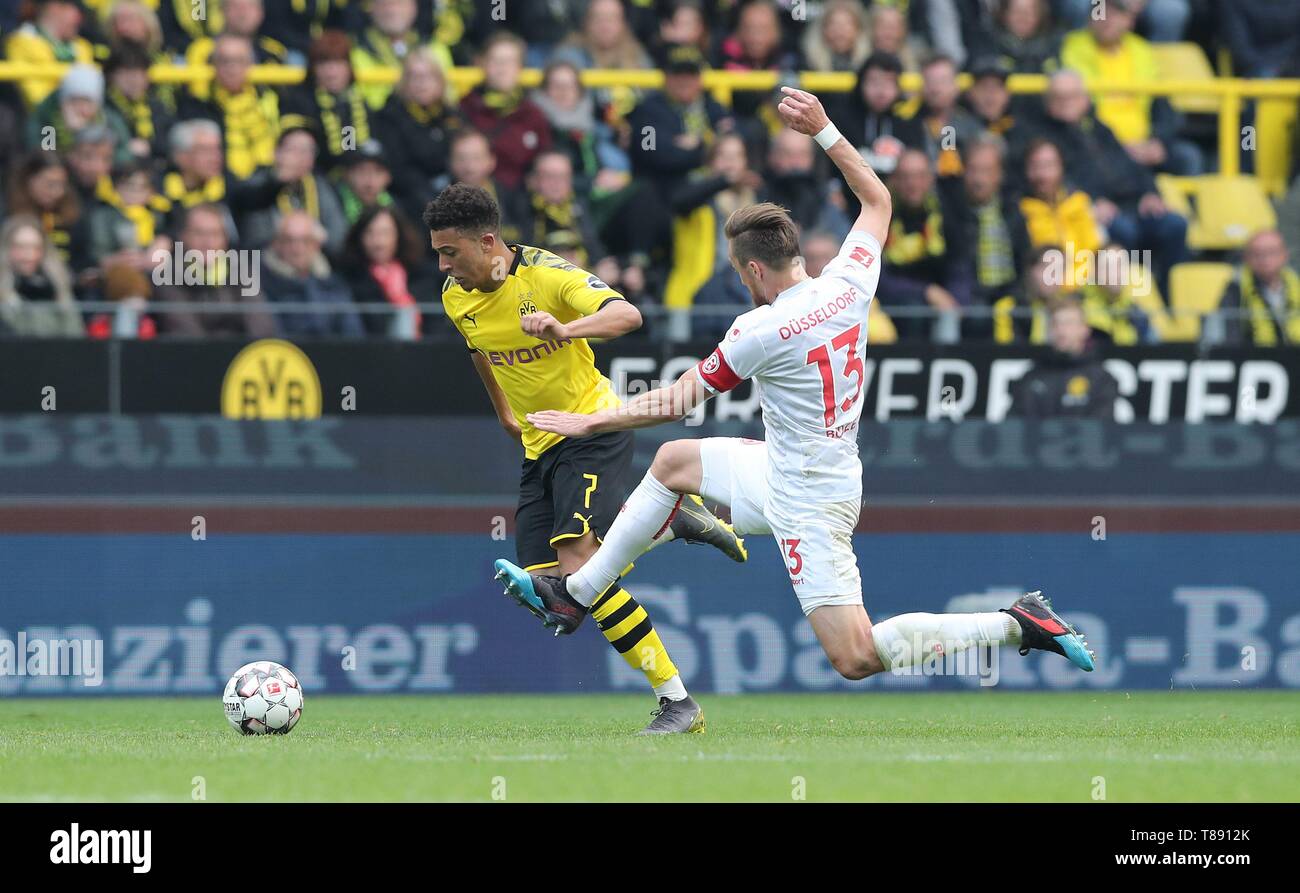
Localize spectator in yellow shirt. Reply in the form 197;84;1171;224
4;0;96;108
1059;0;1201;174
1018;139;1100;290
1011;70;1190;296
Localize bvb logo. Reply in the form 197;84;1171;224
221;339;323;419
518;299;538;317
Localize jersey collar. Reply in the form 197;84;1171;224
774;277;812;302
506;244;525;277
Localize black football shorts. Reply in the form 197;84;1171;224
515;430;636;571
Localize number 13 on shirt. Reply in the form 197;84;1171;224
804;323;864;428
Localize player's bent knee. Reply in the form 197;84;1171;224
649;440;698;492
828;650;874;681
824;630;885;680
809;604;884;679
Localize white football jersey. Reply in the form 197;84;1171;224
696;231;882;504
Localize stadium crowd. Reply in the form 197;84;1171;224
0;0;1298;346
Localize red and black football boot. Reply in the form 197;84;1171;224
1001;590;1095;671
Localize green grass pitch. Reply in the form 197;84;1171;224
1;692;1297;802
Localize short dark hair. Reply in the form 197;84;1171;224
180;203;229;237
1023;137;1062;169
861;52;903;79
921;52;959;74
277;124;319;148
105;43;151;76
1050;294;1086;319
541;59;583;93
450;128;491;152
422;183;501;235
481;31;526;59
111;157;153;185
724;202;800;271
308;29;353;66
530;149;572;175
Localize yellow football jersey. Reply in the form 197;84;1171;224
443;245;626;459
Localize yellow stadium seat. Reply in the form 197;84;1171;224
1159;175;1277;251
1156;173;1194;217
1255;98;1297;198
1126;261;1178;342
1166;262;1235;341
1189;176;1277;250
1152;43;1218;114
868;298;897;345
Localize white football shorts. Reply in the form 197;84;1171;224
697;437;864;616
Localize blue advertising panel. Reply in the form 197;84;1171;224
2;531;1296;695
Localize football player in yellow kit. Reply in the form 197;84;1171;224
426;183;747;734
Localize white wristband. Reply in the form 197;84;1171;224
813;121;842;150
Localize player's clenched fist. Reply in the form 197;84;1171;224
777;86;830;137
521;311;569;341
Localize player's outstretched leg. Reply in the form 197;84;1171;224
1000;590;1095;671
813;589;1095;680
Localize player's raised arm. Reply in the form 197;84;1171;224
777;86;891;246
528;367;713;437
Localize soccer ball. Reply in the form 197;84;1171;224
223;661;304;735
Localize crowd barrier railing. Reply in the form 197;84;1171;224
0;63;1297;179
46;299;1289;346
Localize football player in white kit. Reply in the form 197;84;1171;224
494;87;1093;712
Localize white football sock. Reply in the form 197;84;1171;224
653;674;688;702
645;527;677;550
566;472;682;606
870;612;1020;671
